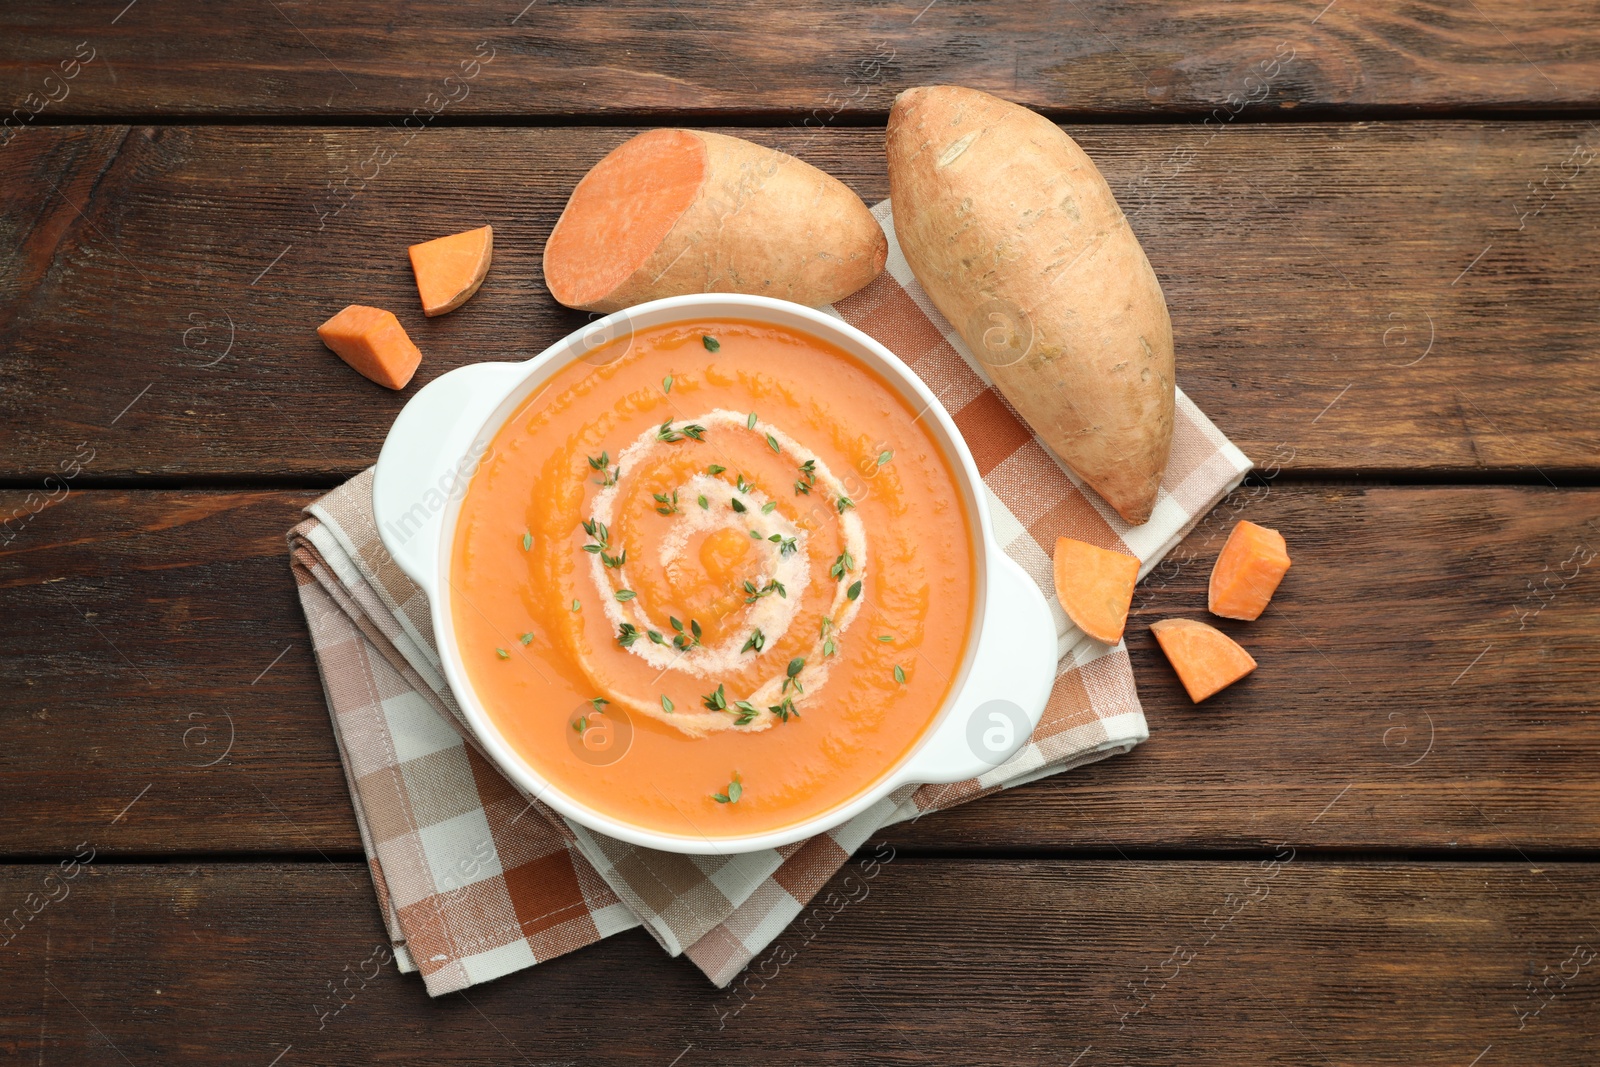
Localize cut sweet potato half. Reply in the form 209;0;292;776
1052;537;1139;644
316;305;422;390
409;224;493;317
543;128;887;312
1151;618;1257;703
1208;520;1291;621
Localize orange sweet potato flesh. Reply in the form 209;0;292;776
1151;618;1257;703
409;225;493;317
316;305;422;390
1052;537;1139;644
1208;520;1292;621
543;128;887;312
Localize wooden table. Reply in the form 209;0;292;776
3;3;1598;1062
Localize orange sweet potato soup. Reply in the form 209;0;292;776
452;318;976;838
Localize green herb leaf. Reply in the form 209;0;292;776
522;531;532;552
727;777;742;802
702;684;727;712
662;375;674;394
691;619;703;641
736;474;755;494
574;716;587;734
702;335;720;352
746;412;757;430
521;632;535;645
894;664;906;684
698;494;709;510
837;496;855;513
766;433;781;454
589;697;610;712
761;500;777;514
661;694;674;713
571;599;581;612
732;701;758;726
877;634;894;643
741;628;765;654
670;616;684;633
708;464;726;475
830;551;854;580
648;630;665;645
730;497;747;514
749;529;762;539
615;589;636;601
847;580;862;601
822;636;837;657
787;657;805;678
877;450;894;467
777;535;798;557
682;423;706;441
768;697;798;722
616;623;639;648
495;647;510;660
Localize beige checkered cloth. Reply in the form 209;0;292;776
286;201;1252;995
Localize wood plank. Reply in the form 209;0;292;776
1;860;1595;1063
2;121;1598;481
2;1;1596;119
4;485;1596;855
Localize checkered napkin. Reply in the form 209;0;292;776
286;200;1252;995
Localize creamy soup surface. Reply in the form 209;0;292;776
452;318;976;837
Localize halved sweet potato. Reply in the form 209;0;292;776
1151;618;1257;703
1208;520;1291;621
316;305;422;390
543;128;887;312
409;224;493;317
1052;537;1139;644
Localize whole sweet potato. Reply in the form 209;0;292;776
887;85;1175;524
544;129;887;313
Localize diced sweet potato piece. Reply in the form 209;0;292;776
1208;520;1291;621
1151;618;1257;703
1052;537;1139;644
409;224;493;317
316;305;422;390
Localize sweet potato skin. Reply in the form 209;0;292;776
544;129;887;312
886;85;1175;525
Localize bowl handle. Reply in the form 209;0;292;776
372;361;526;598
892;548;1058;786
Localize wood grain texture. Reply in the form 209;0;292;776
5;485;1596;855
1;1;1597;119
2;121;1598;480
1;860;1596;1063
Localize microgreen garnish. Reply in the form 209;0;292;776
574;716;588;734
783;656;806;695
571;599;581;612
731;497;747;514
749;529;762;538
589;697;609;712
698;494;709;510
522;531;533;551
820;617;836;658
830;551;854;580
847;580;862;601
837;496;855;513
736;474;755;494
877;450;894;467
669;616;703;652
711;771;741;804
746;412;758;430
495;647;510;659
616;623;639;648
732;700;760;726
661;694;674;713
761;501;777;514
581;517;610;554
653;489;680;516
521;632;534;645
766;433;781;454
662;375;673;394
823;636;837;657
894;664;907;684
743;578;787;603
702;335;720;352
702;684;728;712
795;459;816;495
647;629;666;645
615;589;636;601
775;534;798;557
742;629;765;653
601;546;628;569
769;696;798;722
707;464;726;476
878;634;894;643
656;419;706;443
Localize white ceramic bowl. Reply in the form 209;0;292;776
373;294;1055;855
